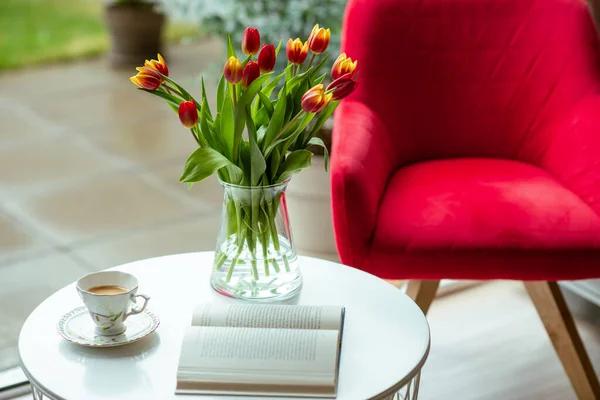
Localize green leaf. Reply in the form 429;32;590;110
257;125;268;144
286;67;313;95
263;66;290;97
237;73;273;106
269;147;281;182
254;107;270;129
227;33;236;58
308;136;330;171
262;83;287;151
309;101;339;137
233;73;272;157
160;74;196;104
264;117;302;156
200;99;218;152
309;54;330;83
277;149;313;182
258;91;274;117
216;74;226;114
221;93;235;160
180;147;242;183
201;77;213;120
281;112;316;154
247;106;266;186
274;40;283;56
239;141;251;185
313;72;327;86
140;88;181;108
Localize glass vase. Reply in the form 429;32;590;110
210;179;302;300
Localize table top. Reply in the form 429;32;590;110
19;252;430;400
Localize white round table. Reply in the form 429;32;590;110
19;252;430;400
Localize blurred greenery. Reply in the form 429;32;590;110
0;0;199;71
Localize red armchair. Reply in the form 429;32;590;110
331;0;600;397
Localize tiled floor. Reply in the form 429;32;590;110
0;40;227;371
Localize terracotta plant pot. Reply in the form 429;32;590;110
104;3;165;68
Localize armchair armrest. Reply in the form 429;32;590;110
331;101;400;267
541;95;600;216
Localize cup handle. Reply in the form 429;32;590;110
124;294;150;321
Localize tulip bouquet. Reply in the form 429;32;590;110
130;25;357;298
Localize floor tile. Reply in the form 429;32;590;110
2;171;202;246
88;112;198;166
0;136;125;199
0;211;54;264
143;163;223;211
0;252;90;371
0;100;63;146
70;216;221;270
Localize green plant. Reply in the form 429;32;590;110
130;26;357;279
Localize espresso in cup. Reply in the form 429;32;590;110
77;271;150;336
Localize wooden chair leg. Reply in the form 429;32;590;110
524;281;600;400
406;280;440;315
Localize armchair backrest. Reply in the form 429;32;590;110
342;0;600;162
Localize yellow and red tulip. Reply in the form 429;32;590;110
257;44;276;73
178;101;198;129
331;53;357;80
301;84;332;113
326;73;357;100
242;27;261;56
223;56;243;84
130;67;162;91
308;24;331;54
242;61;261;88
144;53;168;78
286;38;309;65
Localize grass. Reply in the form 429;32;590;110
0;0;200;71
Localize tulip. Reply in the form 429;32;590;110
178;101;198;129
301;84;332;113
308;24;331;54
326;73;357;100
130;67;161;91
257;44;276;73
331;53;358;80
242;27;261;56
144;53;168;78
286;38;309;65
241;61;261;88
223;56;243;83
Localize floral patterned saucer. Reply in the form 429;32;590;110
57;306;159;347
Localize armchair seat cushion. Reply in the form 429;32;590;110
369;158;600;280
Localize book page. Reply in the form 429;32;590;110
191;304;342;331
177;326;338;396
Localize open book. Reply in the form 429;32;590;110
176;303;345;397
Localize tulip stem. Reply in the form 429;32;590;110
232;85;237;106
306;53;316;72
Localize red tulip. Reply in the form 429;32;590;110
130;67;161;90
326;73;357;100
257;44;276;73
223;56;243;83
308;24;331;54
242;61;261;88
286;38;309;65
178;101;198;129
144;53;168;78
331;53;358;80
301;84;332;113
242;27;261;56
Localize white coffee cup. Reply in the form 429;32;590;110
76;271;150;336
